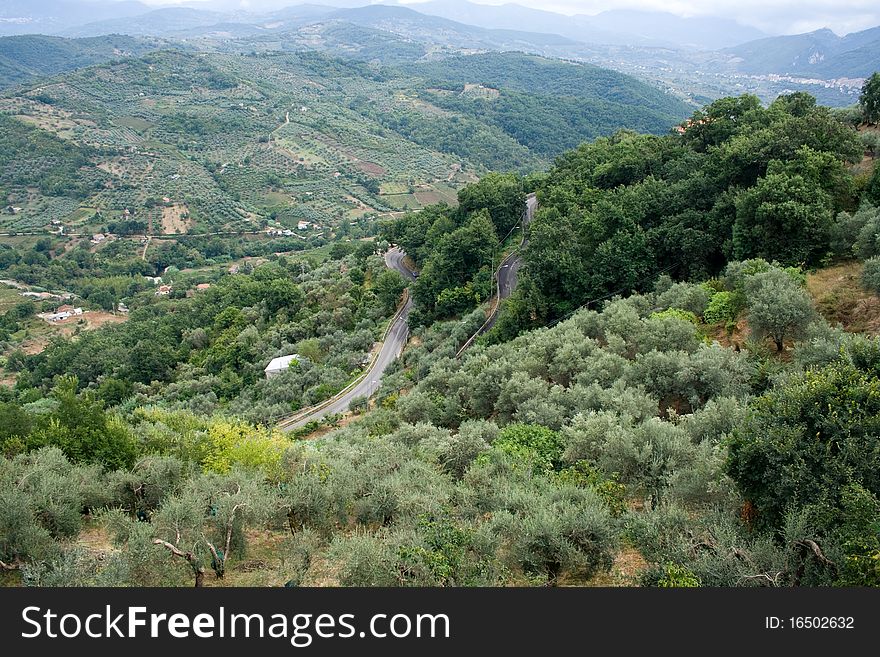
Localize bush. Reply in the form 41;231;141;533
703;291;738;324
862;256;880;293
727;355;880;531
654;281;710;317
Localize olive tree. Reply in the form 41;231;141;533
745;268;816;351
492;485;616;585
150;469;277;585
862;256;880;294
0;448;107;569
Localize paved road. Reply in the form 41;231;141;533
485;192;537;331
280;247;415;431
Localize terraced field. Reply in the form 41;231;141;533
0;49;689;237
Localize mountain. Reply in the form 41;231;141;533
62;4;578;53
326;5;578;50
61;7;233;38
725;26;880;78
587;10;768;50
0;0;150;36
396;0;643;46
0;34;163;88
400;2;767;49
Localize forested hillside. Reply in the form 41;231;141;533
493;92;866;337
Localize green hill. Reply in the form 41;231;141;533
0;34;162;89
0;49;689;235
407;53;691;156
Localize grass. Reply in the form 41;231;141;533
807;260;880;336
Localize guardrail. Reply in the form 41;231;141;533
277;288;411;431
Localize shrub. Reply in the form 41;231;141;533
862;256;880;293
703;291;738;324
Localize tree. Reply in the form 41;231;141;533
495;485;616;585
457;172;525;237
745;269;815;351
412;209;497;319
866;165;880;207
0;448;107;568
860;72;880;125
727;350;880;533
150;470;276;585
732;171;834;266
373;269;407;315
863;256;880;294
27;376;138;469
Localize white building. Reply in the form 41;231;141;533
38;306;84;323
264;354;300;379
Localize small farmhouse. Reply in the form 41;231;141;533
264;354;300;379
38;305;84;323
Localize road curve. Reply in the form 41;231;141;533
280;247;415;432
480;192;537;333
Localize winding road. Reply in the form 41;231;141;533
279;193;536;430
279;247;416;432
489;192;537;328
456;193;538;349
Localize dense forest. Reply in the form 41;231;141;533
1;78;880;588
494;92;871;338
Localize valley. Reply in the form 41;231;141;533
0;0;879;595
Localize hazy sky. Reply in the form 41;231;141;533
134;0;880;35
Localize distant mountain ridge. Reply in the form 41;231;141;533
3;1;770;50
60;3;581;53
725;26;880;78
403;1;768;49
0;0;150;36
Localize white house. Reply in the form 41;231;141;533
264;354;300;379
38;305;84;323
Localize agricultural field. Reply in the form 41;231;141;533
0;49;690;239
0;51;483;237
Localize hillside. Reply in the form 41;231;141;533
329;4;578;51
0;49;689;236
0;34;163;89
407;53;689;155
384;1;768;49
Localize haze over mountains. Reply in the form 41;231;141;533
0;1;877;107
725;26;880;78
2;0;772;49
406;1;769;50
